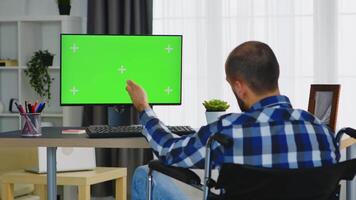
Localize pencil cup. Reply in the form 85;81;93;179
20;113;42;137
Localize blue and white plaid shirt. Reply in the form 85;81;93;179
140;95;339;169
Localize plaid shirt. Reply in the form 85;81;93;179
139;95;339;169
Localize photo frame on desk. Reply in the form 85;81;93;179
308;84;340;132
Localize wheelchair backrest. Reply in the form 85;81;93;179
216;159;356;200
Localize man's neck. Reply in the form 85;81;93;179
246;89;280;109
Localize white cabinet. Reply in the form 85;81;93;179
0;16;82;131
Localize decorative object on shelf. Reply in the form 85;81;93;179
9;98;19;113
203;99;230;124
0;59;18;67
0;101;4;113
57;0;71;15
25;50;54;100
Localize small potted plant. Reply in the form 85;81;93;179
57;0;71;15
25;50;55;100
203;99;230;124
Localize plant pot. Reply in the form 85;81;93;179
205;111;226;124
41;55;54;67
58;4;71;15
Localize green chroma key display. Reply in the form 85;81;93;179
61;34;182;105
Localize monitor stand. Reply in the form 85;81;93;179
109;105;152;126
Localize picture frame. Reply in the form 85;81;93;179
308;84;340;132
9;98;19;113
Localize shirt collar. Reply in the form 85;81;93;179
248;95;292;112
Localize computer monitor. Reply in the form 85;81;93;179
60;34;182;105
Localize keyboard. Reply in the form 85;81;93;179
86;125;196;138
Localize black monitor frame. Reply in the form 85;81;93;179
60;34;183;106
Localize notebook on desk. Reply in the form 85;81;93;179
26;147;96;174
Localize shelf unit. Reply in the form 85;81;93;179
0;16;82;132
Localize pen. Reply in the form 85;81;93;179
36;102;44;113
14;102;25;113
25;101;28;113
32;101;38;113
38;103;46;113
28;104;32;113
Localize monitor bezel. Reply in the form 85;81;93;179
60;34;183;106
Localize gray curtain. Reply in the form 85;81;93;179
84;0;153;198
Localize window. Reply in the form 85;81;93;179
152;0;349;129
337;0;356;127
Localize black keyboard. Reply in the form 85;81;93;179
86;125;196;138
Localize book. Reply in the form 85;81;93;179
0;59;18;67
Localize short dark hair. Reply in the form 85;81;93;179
225;41;280;94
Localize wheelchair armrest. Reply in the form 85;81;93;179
343;127;356;139
148;160;201;186
336;127;356;144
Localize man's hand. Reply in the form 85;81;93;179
126;80;150;112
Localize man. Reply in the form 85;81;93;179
126;41;339;200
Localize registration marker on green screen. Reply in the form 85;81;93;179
60;34;182;105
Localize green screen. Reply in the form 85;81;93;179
61;34;182;105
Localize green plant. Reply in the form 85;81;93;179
25;50;54;100
57;0;71;5
203;99;230;111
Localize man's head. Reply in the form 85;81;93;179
225;41;280;111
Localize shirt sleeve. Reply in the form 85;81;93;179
139;108;224;168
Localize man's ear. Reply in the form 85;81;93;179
232;79;246;98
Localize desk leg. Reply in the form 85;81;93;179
35;184;47;200
47;147;57;200
115;176;127;200
1;183;14;200
78;185;90;200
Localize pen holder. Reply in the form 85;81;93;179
20;113;42;137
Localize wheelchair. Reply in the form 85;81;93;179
147;127;356;200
